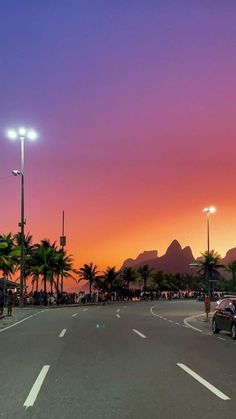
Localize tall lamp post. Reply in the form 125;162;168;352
7;127;37;307
203;206;216;254
60;210;66;293
203;206;216;298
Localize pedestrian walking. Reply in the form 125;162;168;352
7;290;14;316
0;289;4;316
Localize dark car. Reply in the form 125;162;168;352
212;297;236;339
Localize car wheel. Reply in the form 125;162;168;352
231;323;236;340
212;318;220;334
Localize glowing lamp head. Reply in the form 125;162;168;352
209;206;216;214
27;130;37;141
203;206;216;214
18;127;26;137
7;129;17;140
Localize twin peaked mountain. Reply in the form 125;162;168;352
121;240;236;273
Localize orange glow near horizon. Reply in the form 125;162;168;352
1;2;236;292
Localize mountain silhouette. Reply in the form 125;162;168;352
122;250;158;268
121;240;236;274
222;248;236;265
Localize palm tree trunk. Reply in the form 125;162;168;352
43;276;47;305
56;275;59;292
89;280;92;298
3;271;7;306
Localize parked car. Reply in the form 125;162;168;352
212;297;236;339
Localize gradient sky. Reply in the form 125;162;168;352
1;1;236;289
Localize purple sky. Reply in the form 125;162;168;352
1;1;236;286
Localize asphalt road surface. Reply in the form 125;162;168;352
0;300;235;419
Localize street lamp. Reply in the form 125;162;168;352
7;127;37;307
203;206;216;300
203;206;216;254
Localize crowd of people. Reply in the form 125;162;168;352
0;287;216;315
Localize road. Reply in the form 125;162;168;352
0;300;235;419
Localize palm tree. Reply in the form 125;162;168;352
121;267;137;290
102;266;120;297
150;270;172;291
30;240;58;297
31;265;41;292
225;261;236;290
0;233;20;297
15;232;36;292
137;265;153;290
197;250;224;297
54;248;75;292
78;263;99;297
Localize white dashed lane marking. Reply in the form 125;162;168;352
23;365;50;409
132;329;147;339
59;329;67;338
177;363;230;401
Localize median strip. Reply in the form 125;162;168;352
177;363;230;401
132;329;146;339
23;365;50;409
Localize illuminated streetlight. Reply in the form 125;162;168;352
7;127;38;307
203;206;216;254
203;206;216;300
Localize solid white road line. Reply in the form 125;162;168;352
0;314;34;334
72;313;78;318
150;305;158;317
83;308;88;311
116;314;121;318
23;365;50;409
217;337;226;341
183;314;204;333
59;329;67;338
177;363;230;401
132;329;146;339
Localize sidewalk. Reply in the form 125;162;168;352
0;307;42;331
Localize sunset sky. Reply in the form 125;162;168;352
1;1;236;289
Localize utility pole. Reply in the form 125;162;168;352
60;210;66;292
